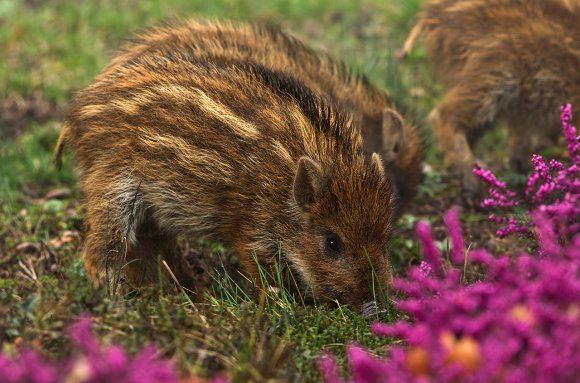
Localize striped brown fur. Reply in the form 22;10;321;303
55;20;401;308
62;19;424;215
400;0;580;197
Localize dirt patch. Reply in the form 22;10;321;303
22;0;45;9
0;92;67;138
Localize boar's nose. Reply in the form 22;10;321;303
360;284;392;318
361;300;389;318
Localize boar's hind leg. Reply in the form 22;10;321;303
84;212;192;293
507;122;536;172
117;216;191;291
82;178;192;293
432;64;516;200
431;92;484;199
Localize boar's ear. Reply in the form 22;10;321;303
293;156;323;209
381;108;406;163
371;152;386;178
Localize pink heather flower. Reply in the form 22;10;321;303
531;210;562;257
317;353;345;383
473;165;518;210
0;350;60;383
323;105;580;383
418;261;434;277
0;317;229;383
209;377;231;383
443;207;465;264
495;217;529;239
67;317;179;383
472;165;508;190
319;207;580;383
561;103;580;163
474;104;579;240
347;345;390;383
415;221;441;273
70;316;100;356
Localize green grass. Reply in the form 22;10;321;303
0;0;527;381
0;1;429;380
0;178;397;380
0;0;422;105
0;122;76;207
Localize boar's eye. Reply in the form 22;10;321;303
325;232;343;255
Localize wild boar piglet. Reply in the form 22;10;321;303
56;20;400;313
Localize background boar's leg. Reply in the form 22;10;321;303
430;95;483;203
431;63;517;203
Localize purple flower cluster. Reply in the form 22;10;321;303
473;104;580;239
319;207;580;382
0;317;226;383
561;103;580;164
318;105;580;382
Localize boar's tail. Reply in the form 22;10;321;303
54;122;70;170
397;14;426;60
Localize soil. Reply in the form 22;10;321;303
0;92;66;138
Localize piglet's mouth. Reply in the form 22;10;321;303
361;301;388;318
